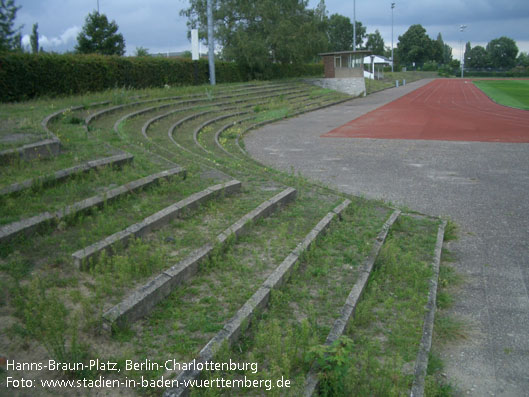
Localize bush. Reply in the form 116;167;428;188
0;53;324;102
421;61;438;71
383;65;402;72
438;64;456;77
510;65;529;76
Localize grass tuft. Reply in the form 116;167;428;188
443;219;458;241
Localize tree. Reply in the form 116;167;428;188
450;59;460;70
366;29;384;54
134;46;149;57
430;35;443;64
325;14;366;51
30;23;38;53
516;52;529;67
467;45;489;69
486;36;518;69
181;0;327;70
326;13;353;51
315;0;327;22
443;43;453;64
464;41;471;66
354;21;366;49
75;11;125;56
11;30;21;51
383;45;392;59
0;0;22;52
180;50;192;59
436;33;452;64
312;0;329;54
396;24;435;66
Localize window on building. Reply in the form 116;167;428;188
352;54;363;68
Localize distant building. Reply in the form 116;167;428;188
151;51;208;59
363;55;391;80
312;50;371;96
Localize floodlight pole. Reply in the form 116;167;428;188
460;24;467;78
207;0;216;85
353;0;356;51
391;3;395;72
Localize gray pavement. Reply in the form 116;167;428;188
245;79;529;396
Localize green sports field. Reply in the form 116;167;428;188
473;79;529;110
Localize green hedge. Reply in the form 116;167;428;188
463;68;529;78
0;53;323;102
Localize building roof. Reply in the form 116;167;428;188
363;55;392;64
318;50;372;56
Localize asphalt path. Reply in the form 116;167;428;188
245;79;529;396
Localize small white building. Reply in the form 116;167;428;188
363;55;392;79
363;55;392;67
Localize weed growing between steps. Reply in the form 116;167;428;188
424;245;463;396
0;80;442;395
1;121;117;188
312;215;439;396
108;191;345;386
192;202;390;396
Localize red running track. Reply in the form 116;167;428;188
323;79;529;143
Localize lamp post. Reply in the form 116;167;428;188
459;24;467;78
207;0;216;85
391;3;395;72
353;0;356;51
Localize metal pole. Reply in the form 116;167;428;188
460;38;462;78
459;25;467;78
391;3;395;72
207;0;216;85
353;0;356;51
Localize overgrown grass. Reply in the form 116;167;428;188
0;120;119;188
314;215;439;396
0;158;163;225
193;201;390;396
0;79;442;396
116;189;342;366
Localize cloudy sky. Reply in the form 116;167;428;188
15;0;529;59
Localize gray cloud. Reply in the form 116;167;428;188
14;0;529;56
310;0;529;55
22;26;81;51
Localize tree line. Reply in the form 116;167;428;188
395;25;453;67
464;37;526;70
1;0;527;75
1;0;387;62
394;23;525;72
180;0;388;71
